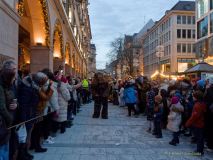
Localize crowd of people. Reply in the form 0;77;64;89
1;59;213;159
0;60;92;160
111;75;213;156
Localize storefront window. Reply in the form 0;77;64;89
197;0;208;18
197;17;208;39
211;13;213;33
211;0;213;10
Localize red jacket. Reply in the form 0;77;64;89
186;102;206;128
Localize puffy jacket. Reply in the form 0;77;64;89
54;82;70;122
186;101;206;128
124;86;137;104
167;102;184;132
44;82;60;115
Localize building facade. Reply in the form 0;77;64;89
88;44;96;78
196;0;213;64
0;0;92;77
142;1;196;78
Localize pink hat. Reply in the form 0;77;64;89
171;96;179;104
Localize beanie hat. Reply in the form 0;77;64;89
171;96;179;104
155;95;162;104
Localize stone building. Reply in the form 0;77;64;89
142;1;196;78
0;0;92;77
87;43;96;78
196;0;213;64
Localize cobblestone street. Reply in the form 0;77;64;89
33;103;213;160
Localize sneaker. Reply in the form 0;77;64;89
43;139;54;144
48;136;55;140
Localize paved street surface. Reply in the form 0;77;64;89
33;103;213;160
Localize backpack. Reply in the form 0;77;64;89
0;114;9;146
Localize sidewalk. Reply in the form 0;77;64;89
33;103;213;160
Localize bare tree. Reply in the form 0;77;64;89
107;37;123;62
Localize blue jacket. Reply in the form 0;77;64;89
124;86;137;104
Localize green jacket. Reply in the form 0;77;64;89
0;82;13;127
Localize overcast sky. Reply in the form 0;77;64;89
89;0;194;69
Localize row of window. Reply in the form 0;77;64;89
177;15;195;25
177;43;196;53
177;29;196;39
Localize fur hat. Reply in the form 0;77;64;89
33;72;48;85
155;95;162;104
171;96;179;104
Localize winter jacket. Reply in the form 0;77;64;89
54;82;70;122
18;76;40;122
185;101;206;128
44;82;60;115
167;102;184;132
91;82;109;98
124;86;137;104
0;78;14;127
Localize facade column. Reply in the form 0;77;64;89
30;46;53;73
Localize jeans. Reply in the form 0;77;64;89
0;143;9;160
193;127;204;153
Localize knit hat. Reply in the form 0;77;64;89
155;95;162;104
171;96;179;104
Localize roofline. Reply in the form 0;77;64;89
142;10;195;39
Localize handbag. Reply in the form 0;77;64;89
0;114;9;146
16;124;27;143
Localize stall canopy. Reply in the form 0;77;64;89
184;62;213;74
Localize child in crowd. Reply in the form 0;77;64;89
153;95;163;138
146;86;155;132
167;96;184;146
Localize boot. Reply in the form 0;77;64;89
17;143;32;160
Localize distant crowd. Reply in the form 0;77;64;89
110;75;213;156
